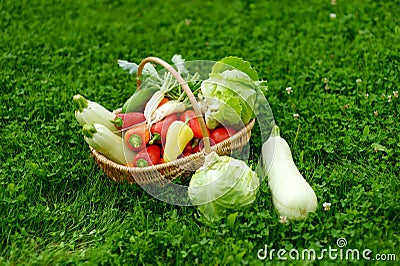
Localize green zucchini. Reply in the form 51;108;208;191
122;85;159;113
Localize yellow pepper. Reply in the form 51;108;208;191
163;121;194;162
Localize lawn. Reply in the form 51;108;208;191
1;0;399;265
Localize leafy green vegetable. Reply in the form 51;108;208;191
188;152;260;222
210;56;259;81
199;56;263;129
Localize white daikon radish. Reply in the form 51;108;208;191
262;125;317;220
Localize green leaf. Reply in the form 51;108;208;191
211;56;259;81
216;96;242;125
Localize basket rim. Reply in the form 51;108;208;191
89;118;255;174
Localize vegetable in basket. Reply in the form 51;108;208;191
149;100;187;128
119;55;201;118
133;145;161;167
163;120;194;162
199;56;265;130
121;85;159;114
182;142;194;157
180;110;211;139
210;127;237;144
188;152;260;222
124;124;150;151
82;123;136;165
261;125;317;220
73;94;117;132
118;59;161;113
150;113;179;145
112;112;145;130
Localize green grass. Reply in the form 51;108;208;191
1;0;399;264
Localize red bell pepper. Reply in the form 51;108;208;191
124;124;150;151
159;113;179;145
149;116;166;145
151;120;163;135
148;133;161;145
180;110;210;139
112;112;145;130
133;145;161;167
210;127;237;144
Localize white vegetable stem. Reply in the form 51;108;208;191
262;125;318;220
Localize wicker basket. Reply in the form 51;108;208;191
88;56;255;184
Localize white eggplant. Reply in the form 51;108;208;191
82;123;136;165
73;94;117;132
262;125;317;220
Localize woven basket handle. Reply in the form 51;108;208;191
136;57;211;154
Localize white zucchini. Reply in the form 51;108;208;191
73;94;117;132
262;125;318;220
82;123;136;165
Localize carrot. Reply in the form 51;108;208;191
157;97;170;107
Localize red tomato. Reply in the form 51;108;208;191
180;110;210;139
210;127;237;144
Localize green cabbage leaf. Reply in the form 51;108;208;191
188;152;260;222
199;56;265;129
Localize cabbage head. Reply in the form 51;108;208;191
199;56;265;130
188;152;260;222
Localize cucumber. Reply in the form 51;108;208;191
122;85;159;113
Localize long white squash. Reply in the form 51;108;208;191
82;123;136;165
73;94;116;132
262;125;317;220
